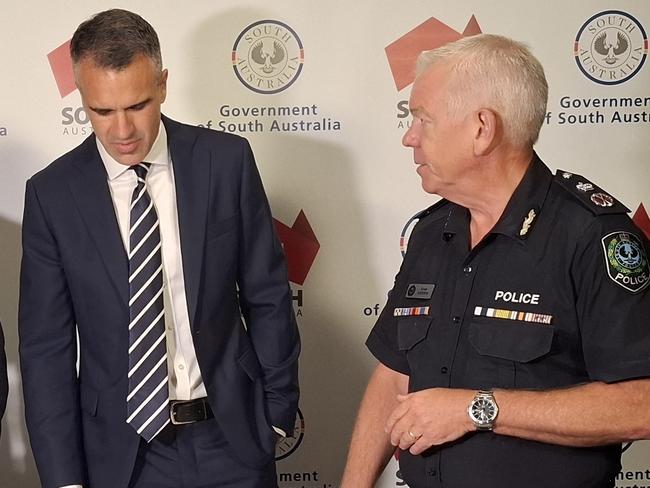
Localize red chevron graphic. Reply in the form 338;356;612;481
274;211;319;285
385;15;482;91
633;203;650;240
48;39;76;98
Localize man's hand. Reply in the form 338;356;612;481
385;388;475;455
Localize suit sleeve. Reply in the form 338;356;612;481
19;179;86;487
235;140;300;435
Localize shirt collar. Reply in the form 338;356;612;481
97;121;169;181
439;153;553;243
490;152;552;241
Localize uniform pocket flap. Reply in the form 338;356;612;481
469;319;553;363
397;316;433;351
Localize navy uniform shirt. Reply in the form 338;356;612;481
367;154;650;488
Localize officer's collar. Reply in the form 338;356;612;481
489;152;552;242
440;153;553;243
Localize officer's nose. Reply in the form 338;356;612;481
402;120;420;148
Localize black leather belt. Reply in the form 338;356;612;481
169;397;213;425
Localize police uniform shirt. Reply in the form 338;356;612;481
366;154;650;488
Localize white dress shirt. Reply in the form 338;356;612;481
99;122;208;402
59;122;281;488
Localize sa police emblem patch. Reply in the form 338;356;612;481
601;232;649;293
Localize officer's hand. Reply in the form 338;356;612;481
385;388;475;455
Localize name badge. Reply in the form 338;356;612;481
405;283;435;299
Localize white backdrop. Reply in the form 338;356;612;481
1;1;649;487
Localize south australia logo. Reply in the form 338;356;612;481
232;20;304;94
574;10;648;85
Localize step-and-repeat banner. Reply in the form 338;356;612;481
1;1;649;486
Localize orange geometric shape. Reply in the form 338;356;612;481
385;16;482;91
462;15;482;37
47;39;76;98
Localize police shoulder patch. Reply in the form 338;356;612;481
555;170;629;215
601;231;650;293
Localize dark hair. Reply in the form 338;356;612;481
70;9;162;72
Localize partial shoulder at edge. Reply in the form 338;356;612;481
163;115;248;148
412;198;452;222
406;199;453;242
554;170;629;216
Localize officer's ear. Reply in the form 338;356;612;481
472;107;500;156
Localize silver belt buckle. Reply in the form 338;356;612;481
169;399;205;425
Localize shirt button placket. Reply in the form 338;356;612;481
425;456;442;488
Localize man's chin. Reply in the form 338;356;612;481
419;177;440;195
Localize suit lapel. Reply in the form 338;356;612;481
68;137;129;307
166;118;209;328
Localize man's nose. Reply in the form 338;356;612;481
114;111;134;139
402;122;419;147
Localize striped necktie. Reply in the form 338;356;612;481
125;162;170;441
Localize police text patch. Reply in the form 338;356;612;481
601;231;649;293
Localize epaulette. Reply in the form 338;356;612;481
554;170;629;215
400;199;451;257
411;198;451;221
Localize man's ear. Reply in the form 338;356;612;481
472;108;500;156
159;69;168;103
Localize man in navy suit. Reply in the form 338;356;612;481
19;9;299;488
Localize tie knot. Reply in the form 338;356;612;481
131;163;151;181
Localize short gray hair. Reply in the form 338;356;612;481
71;9;162;74
416;34;548;147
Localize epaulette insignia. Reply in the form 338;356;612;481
554;170;629;215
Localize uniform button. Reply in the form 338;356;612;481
427;468;437;477
178;364;185;370
440;366;448;374
452;316;461;324
463;266;473;274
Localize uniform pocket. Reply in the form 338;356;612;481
468;319;554;363
397;316;433;351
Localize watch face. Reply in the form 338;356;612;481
471;398;496;424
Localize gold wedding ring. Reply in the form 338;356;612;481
408;430;421;440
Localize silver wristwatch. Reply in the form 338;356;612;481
468;390;498;431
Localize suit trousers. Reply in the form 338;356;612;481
128;418;278;488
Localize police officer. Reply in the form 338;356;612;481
341;34;650;488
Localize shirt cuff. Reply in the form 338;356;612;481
273;425;287;437
58;485;83;488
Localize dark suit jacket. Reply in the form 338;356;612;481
0;321;7;437
19;116;300;488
